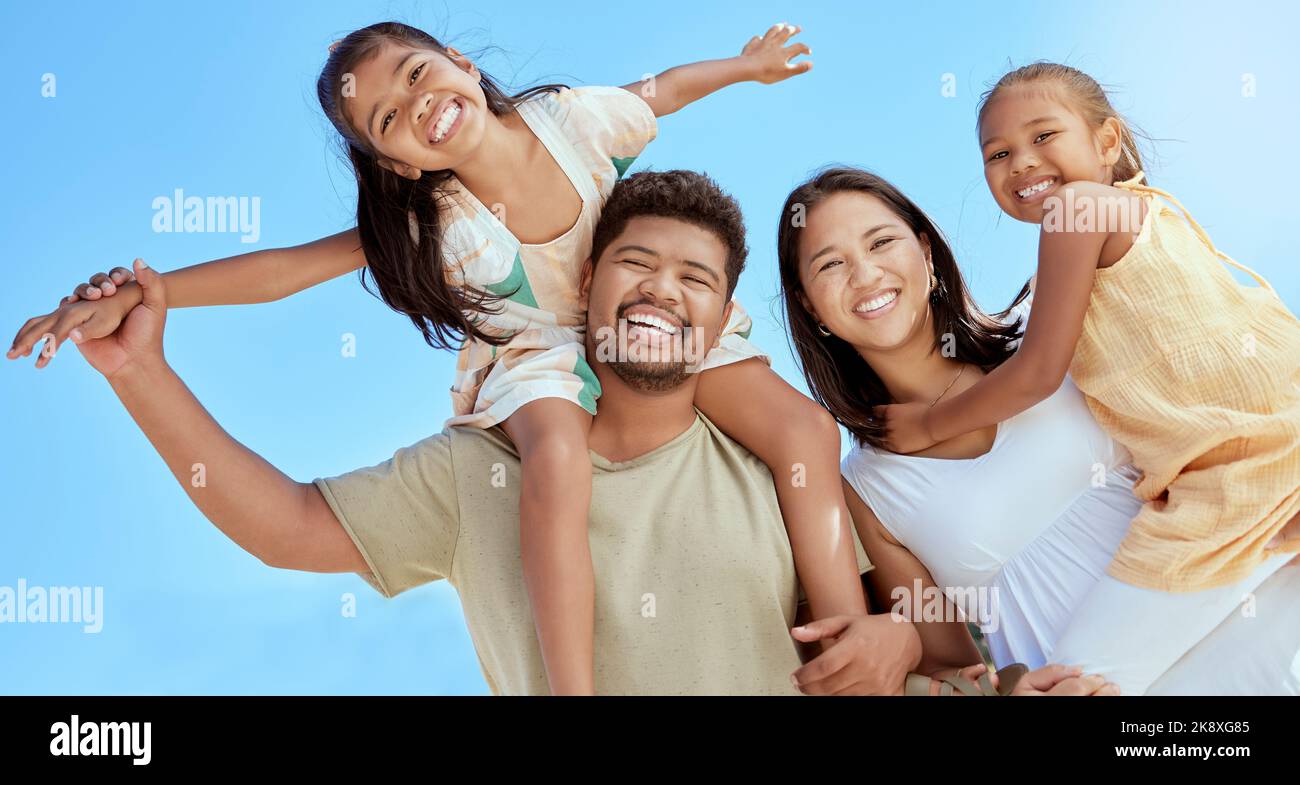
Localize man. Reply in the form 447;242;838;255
63;169;1098;696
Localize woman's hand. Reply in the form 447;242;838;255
875;401;938;454
739;22;812;84
1010;664;1120;696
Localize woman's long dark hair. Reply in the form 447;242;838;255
776;167;1029;449
317;21;566;350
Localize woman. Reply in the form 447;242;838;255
776;166;1300;695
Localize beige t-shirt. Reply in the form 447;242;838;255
313;410;873;695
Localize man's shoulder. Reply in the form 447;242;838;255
444;424;519;461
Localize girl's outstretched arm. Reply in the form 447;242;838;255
694;358;869;638
620;22;811;117
8;229;366;365
879;184;1118;453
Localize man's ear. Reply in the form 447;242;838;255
1098;116;1124;169
377;157;423;181
578;256;594;310
711;298;736;351
443;47;480;80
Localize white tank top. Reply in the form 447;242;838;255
840;298;1143;669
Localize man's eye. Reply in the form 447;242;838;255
684;275;709;286
622;259;650;268
381;110;395;134
409;63;425;85
1034;131;1055;143
871;238;894;251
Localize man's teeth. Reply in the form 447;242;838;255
626;313;679;334
432;101;461;143
855;290;898;313
1017;178;1055;199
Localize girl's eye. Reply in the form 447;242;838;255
409;63;425;85
986;150;1008;163
1034;131;1056;143
870;238;895;251
381;110;396;134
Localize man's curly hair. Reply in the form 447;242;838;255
590;170;748;301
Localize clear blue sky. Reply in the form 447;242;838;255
2;0;1297;694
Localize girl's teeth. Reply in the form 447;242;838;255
1017;178;1055;199
432;102;461;142
857;290;898;313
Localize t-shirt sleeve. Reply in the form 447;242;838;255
563;85;658;177
312;431;461;599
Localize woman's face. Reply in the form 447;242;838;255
343;42;488;179
797;191;934;353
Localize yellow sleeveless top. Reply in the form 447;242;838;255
1069;172;1300;592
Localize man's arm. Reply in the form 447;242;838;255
75;258;366;574
108;361;366;573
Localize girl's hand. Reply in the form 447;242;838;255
1010;665;1120;696
739;22;812;84
59;266;137;305
8;282;141;368
874;401;938;454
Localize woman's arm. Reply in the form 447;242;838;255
843;479;983;675
621;22;811;117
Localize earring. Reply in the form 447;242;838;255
929;271;943;303
816;322;832;337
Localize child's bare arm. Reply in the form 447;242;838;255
621;22;811;117
879;184;1112;452
9;229;366;366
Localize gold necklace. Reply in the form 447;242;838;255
929;364;966;407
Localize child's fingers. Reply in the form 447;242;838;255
75;282;104;300
109;266;135;285
8;313;57;359
34;308;94;369
784;42;811;61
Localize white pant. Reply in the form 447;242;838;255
1050;554;1298;695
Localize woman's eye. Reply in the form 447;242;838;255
1034;131;1055;143
819;259;842;273
381;110;395;134
870;238;894;251
409;63;425;85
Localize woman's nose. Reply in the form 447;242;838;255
848;257;884;289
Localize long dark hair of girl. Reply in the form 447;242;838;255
317;21;566;350
776;166;1029;449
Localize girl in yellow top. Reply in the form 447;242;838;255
880;62;1300;692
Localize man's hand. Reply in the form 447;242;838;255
69;258;167;380
874;401;938;455
739;23;812;84
789;613;920;695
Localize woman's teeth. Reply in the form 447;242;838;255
855;290;898;314
432;101;461;143
1017;178;1055;199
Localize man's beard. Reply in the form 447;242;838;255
595;299;696;392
